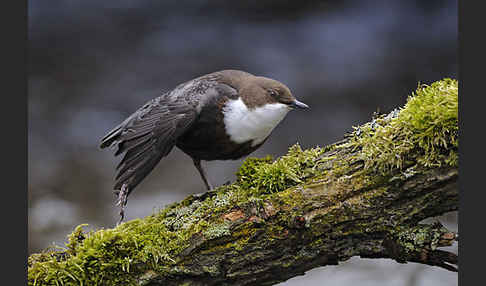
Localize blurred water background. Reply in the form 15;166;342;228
28;0;458;285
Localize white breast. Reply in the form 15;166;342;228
223;98;290;146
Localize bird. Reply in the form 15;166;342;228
100;69;309;223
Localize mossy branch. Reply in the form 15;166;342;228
28;79;458;285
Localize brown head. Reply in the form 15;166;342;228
216;70;309;110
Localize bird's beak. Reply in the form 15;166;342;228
289;99;309;110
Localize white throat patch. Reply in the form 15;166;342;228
223;98;290;146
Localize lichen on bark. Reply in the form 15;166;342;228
28;78;458;286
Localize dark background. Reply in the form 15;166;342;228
28;0;457;285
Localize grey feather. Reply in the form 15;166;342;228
100;91;199;195
99;77;231;196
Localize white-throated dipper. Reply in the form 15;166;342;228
100;70;309;223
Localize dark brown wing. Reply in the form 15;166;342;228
100;93;197;195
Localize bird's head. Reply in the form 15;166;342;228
251;76;309;110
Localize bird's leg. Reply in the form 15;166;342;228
115;183;129;225
192;158;213;191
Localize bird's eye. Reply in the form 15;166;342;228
269;90;278;97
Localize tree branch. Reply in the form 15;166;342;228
28;79;458;286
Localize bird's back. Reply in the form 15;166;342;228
99;71;248;193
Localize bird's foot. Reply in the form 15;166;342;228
190;189;219;202
191;192;208;199
114;184;129;226
191;181;233;201
222;180;232;186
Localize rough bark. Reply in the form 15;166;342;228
28;79;458;286
136;144;458;286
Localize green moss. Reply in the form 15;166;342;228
348;78;458;173
28;78;458;285
235;144;325;195
235;155;274;189
28;143;328;285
